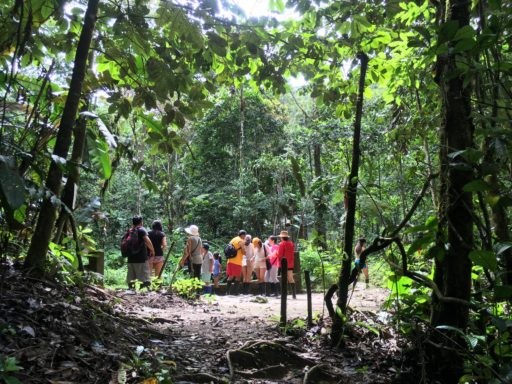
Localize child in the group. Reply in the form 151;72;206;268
201;243;214;294
212;252;221;292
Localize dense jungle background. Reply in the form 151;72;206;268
1;0;512;383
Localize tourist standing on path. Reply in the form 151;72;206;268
147;220;167;279
355;238;369;288
226;230;246;295
201;242;214;294
252;237;268;295
277;230;296;299
126;216;155;290
242;234;254;294
179;225;202;279
212;252;222;292
264;235;279;296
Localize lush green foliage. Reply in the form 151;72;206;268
1;0;512;381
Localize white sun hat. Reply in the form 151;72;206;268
185;225;199;236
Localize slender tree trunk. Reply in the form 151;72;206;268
312;143;327;250
430;0;474;381
54;109;89;243
331;53;369;345
24;0;99;275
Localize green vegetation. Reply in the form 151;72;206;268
1;0;512;382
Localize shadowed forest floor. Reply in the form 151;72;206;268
1;267;416;383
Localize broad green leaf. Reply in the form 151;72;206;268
425;245;445;262
0;156;26;212
269;0;285;12
3;376;22;384
14;205;27;223
454;25;475;40
437;21;459;44
469;250;497;272
207;32;228;57
387;275;412;294
454;38;476;52
462;179;490;192
353;321;380;336
407;234;434;256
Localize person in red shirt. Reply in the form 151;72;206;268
277;230;296;299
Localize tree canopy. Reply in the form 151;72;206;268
1;0;512;382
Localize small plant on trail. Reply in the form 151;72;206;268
171;277;204;299
121;346;175;384
0;355;23;384
282;317;307;336
149;276;164;291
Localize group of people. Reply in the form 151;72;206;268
124;216;368;293
178;227;297;298
124;215;167;289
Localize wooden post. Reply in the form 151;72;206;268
280;258;288;327
305;270;312;327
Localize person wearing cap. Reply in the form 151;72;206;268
354;238;369;288
179;225;202;279
277;230;296;299
226;230;246;295
200;242;214;294
252;237;269;295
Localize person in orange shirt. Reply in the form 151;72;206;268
226;230;246;295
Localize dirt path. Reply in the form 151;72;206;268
115;285;396;383
2;267;405;384
120;284;390;325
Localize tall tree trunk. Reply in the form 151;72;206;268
331;53;369;345
53;109;89;244
313;143;327;250
24;0;99;275
430;0;474;381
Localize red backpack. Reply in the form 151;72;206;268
121;227;141;257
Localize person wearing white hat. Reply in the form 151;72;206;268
179;225;202;279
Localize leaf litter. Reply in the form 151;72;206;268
0;266;411;383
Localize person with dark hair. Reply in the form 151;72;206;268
147;220;167;279
212;252;222;292
226;230;246;295
277;230;296;298
252;237;268;295
355;238;369;288
126;216;155;290
201;242;214;294
264;235;280;296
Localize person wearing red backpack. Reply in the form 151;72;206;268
126;216;155;290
